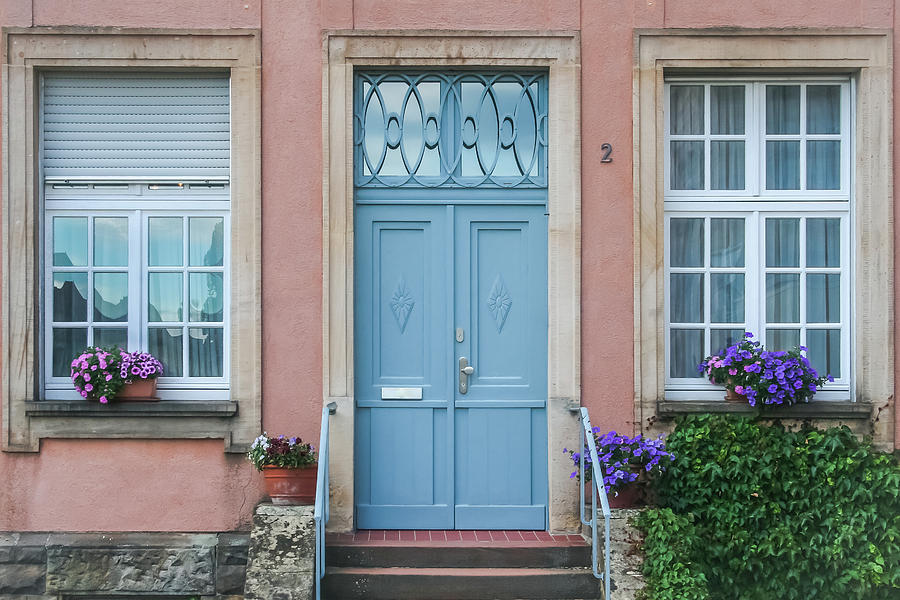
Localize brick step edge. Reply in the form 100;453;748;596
324;566;605;600
326;543;593;568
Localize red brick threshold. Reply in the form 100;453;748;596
327;529;587;546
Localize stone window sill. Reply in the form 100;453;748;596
657;400;872;419
24;400;238;418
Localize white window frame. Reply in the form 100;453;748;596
664;76;853;401
42;184;232;401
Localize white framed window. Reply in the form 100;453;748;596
664;77;852;401
40;72;232;401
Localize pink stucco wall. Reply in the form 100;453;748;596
0;0;897;533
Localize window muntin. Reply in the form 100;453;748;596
43;197;231;399
665;79;851;199
48;214;131;377
667;84;750;192
664;77;851;400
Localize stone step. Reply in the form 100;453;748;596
324;566;605;600
327;543;592;569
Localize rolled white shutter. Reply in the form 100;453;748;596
42;72;230;181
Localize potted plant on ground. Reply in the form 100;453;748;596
565;429;673;507
700;332;833;406
248;433;318;505
116;350;164;401
70;347;125;404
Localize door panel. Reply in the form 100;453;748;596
453;206;548;529
355;205;453;529
355;204;547;529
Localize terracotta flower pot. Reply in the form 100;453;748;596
116;378;159;401
724;386;748;403
723;377;748;403
607;485;644;508
582;481;645;508
263;464;318;505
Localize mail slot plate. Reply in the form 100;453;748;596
381;387;423;400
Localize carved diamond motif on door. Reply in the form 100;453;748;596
390;278;415;333
487;274;513;332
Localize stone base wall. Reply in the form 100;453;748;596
0;531;249;599
243;504;315;600
606;508;646;599
580;508;646;599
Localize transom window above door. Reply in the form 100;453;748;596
354;71;548;188
663;77;852;401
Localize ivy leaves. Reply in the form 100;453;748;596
637;414;900;600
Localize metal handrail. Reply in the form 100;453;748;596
579;407;612;598
314;402;337;600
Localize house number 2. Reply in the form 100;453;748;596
600;143;613;163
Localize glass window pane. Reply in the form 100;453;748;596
148;273;183;322
94;217;128;267
53;328;86;377
711;274;745;323
766;218;800;267
670;329;704;378
807;85;840;134
190;217;224;266
710;86;745;135
807;218;841;267
766;85;800;134
149;217;183;266
807;329;841;379
670;273;704;323
94;328;127;351
767;273;800;323
711;218;745;267
766;141;800;190
711;329;744;356
53;217;88;266
670;141;704;190
710;141;745;190
189;327;224;377
807;141;840;190
766;328;800;352
807;274;840;323
93;273;128;322
189;273;224;322
149;327;183;377
53;273;88;322
670;218;704;267
670;85;704;135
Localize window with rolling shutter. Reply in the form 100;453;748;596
41;72;230;182
40;71;232;401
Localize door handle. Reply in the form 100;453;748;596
459;356;475;394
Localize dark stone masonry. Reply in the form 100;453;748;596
0;531;249;599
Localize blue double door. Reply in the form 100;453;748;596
354;203;548;530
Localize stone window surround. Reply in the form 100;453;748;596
322;31;582;532
1;28;262;452
634;29;894;449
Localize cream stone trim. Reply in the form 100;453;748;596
634;29;894;449
323;31;581;532
1;28;261;452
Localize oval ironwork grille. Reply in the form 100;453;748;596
354;71;548;188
